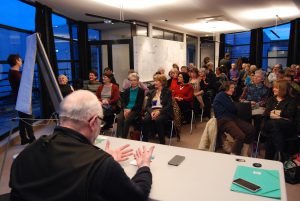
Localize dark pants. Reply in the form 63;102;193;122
102;106;118;129
18;111;35;144
142;113;169;144
116;110;139;138
263;119;296;160
176;100;192;122
217;117;255;155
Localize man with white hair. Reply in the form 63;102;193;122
10;90;155;201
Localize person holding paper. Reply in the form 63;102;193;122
263;80;297;161
7;54;35;145
10;90;154;201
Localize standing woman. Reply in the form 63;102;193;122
173;72;194;122
7;54;35;145
117;73;145;138
142;74;173;144
263;80;297;160
96;73;120;130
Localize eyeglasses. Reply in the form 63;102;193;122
89;115;106;127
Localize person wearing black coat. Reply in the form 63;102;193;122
117;74;145;138
142;74;173;144
263;80;297;161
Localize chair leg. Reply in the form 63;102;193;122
169;121;174;146
253;130;262;158
112;114;117;137
190;110;194;134
200;108;204;123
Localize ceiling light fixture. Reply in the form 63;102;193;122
183;21;246;33
92;0;178;9
239;5;300;20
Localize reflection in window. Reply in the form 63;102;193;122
152;29;163;39
262;23;290;70
88;29;100;41
52;14;70;39
54;39;71;61
224;31;251;64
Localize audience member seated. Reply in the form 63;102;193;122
83;69;101;94
180;66;188;73
189;67;204;109
142;74;173;144
213;81;255;156
167;68;179;91
123;71;149;95
9;90;154;201
117;73;145;138
239;70;269;138
172;63;180;71
199;68;213;118
229;63;239;82
263;80;297;161
284;74;300;102
240;70;269;107
96;73;120;130
215;67;228;92
268;64;281;84
173;72;194;122
244;70;255;86
103;67;118;85
202;56;210;68
58;74;74;97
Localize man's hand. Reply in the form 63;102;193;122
105;141;133;162
151;111;160;120
134;146;155;168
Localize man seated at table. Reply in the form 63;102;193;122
10;90;155;201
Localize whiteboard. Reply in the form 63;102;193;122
133;36;186;82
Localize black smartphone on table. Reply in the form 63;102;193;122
168;155;185;166
232;178;261;192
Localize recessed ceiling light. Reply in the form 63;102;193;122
92;0;179;9
160;19;168;22
239;5;300;20
183;21;246;33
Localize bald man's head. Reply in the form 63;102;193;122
59;90;102;122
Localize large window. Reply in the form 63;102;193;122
262;23;291;70
52;14;79;82
186;35;198;66
0;0;40;136
224;31;251;64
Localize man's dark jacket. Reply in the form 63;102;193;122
10;126;152;201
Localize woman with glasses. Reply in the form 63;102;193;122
96;73;120;130
142;74;173;144
117;73;145;138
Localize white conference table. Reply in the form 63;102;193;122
96;136;287;201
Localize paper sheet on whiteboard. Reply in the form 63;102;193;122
16;34;37;114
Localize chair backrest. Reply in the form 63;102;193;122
234;102;252;123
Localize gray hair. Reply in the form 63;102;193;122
128;72;139;81
59;90;103;122
255;69;265;80
207;62;214;67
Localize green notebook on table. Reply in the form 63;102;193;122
231;165;281;199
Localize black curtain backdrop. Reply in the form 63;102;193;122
287;18;300;66
35;3;57;118
78;22;90;80
249;28;263;68
219;33;225;62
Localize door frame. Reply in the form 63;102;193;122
89;39;134;74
